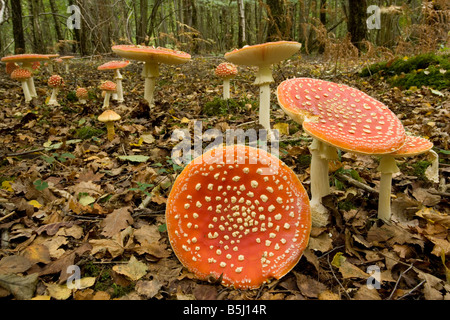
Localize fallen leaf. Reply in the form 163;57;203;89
135;279;163;299
21;244;52;264
0;255;32;274
0;273;38;300
113;256;148;281
294;272;327;298
100;206;134;238
331;252;369;279
46;282;72;300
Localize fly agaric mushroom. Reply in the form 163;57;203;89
47;75;64;106
5;62;19;75
1;54;50;98
44;54;60;73
166;144;311;289
76;87;89;104
98;60;130;104
60;56;75;73
277;78;406;227
111;45;191;108
98;109;121;141
377;135;435;222
215;62;238;99
10;68;32;103
99;81;117;109
224;41;301;131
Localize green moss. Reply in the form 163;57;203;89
76;126;105;140
202;97;257;116
360;53;450;89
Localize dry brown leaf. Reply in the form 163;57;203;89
135;279;163;299
112;256;148;281
21;244;51;265
294;272;327;298
100;206;134;238
0;255;32;274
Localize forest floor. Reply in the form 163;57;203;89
0;53;449;301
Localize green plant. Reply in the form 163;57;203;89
41;152;75;165
34;179;48;191
202;97;256;116
76;126;105;140
129;182;154;197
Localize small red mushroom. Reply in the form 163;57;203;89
47;75;64;106
99;81;117;109
10;68;32;103
215;62;238;99
76;87;89;104
166;144;311;289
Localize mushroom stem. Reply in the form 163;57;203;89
259;84;271;130
105;121;115;141
48;88;59;106
114;69;124;103
222;79;231;99
142;62;159;108
22;62;37;97
425;150;439;183
308;139;338;227
103;92;111;109
377;155;399;222
254;65;274;86
20;80;32;103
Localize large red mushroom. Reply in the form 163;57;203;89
166;144;311;289
277;78;406;226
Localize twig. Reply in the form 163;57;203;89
0;211;15;222
335;173;378;194
327;253;352;300
0;148;45;158
387;264;414;300
398;280;426;300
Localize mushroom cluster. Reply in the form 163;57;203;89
166;144;311;289
111;45;191;109
10;68;32;103
98;60;130;104
276;77;436;225
99;81;117;109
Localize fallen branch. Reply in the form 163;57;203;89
335;173;378;194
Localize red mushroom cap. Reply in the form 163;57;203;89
390;135;433;157
10;68;32;81
99;81;117;92
1;53;50;63
76;87;89;99
215;62;238;79
98;60;130;70
166;145;311;289
225;41;301;67
5;62;19;75
111;45;191;65
48;75;64;88
277;78;406;155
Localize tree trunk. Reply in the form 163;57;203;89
237;0;246;47
49;0;63;41
10;0;25;53
28;0;45;53
347;0;367;50
266;0;288;41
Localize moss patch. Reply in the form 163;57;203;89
360;53;450;90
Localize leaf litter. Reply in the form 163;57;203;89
0;55;449;300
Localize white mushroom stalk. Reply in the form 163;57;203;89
114;69;123;102
142;62;159;107
21;62;37;98
11;68;32;103
47;75;64;106
308;139;339;226
376;135;435;222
